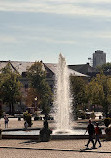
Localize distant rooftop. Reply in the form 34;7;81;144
0;60;88;77
94;50;106;54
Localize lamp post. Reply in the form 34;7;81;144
34;97;37;111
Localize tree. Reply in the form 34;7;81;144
26;88;38;108
97;62;111;72
26;61;52;115
0;63;22;115
86;78;104;111
70;76;87;119
86;73;111;116
0;100;3;118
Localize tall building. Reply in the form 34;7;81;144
93;50;106;68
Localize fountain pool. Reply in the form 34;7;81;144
2;129;88;136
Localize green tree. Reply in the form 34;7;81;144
70;76;87;119
97;62;111;72
86;73;111;116
26;61;52;115
0;63;22;115
86;78;104;111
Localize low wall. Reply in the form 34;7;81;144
2;134;106;140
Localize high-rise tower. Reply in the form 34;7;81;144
93;50;106;68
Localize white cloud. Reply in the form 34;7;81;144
20;35;76;44
94;32;111;39
78;31;111;39
0;1;111;17
0;35;17;43
37;37;76;44
1;30;111;46
0;31;76;45
46;0;111;3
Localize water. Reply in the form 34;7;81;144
2;130;40;135
2;129;88;135
54;54;73;133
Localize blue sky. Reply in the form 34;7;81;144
0;0;111;64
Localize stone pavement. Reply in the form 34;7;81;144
0;118;110;158
0;118;47;129
0;139;111;158
0;118;54;130
0;117;102;130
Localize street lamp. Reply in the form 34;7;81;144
34;97;38;111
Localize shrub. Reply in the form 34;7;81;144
104;118;111;127
23;112;33;127
90;112;96;119
108;110;111;118
78;110;86;119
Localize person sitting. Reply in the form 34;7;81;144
40;120;52;142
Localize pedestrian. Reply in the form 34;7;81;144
95;122;102;147
24;121;28;130
4;114;9;128
85;120;95;149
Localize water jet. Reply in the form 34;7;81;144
53;53;73;134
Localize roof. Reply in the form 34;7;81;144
68;68;88;77
68;63;96;74
0;61;35;74
45;63;88;77
10;61;35;74
0;61;88;77
44;63;57;74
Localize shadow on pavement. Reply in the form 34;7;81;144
0;146;111;154
19;140;41;145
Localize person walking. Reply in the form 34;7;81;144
85;120;95;149
95;122;102;147
4;114;9;128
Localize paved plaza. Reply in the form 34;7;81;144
1;139;111;158
0;118;111;158
0;117;45;130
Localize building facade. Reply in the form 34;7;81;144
0;60;87;114
93;50;106;68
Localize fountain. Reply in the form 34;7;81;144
3;54;101;139
2;54;90;139
53;53;73;134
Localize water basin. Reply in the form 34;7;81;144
2;129;89;135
